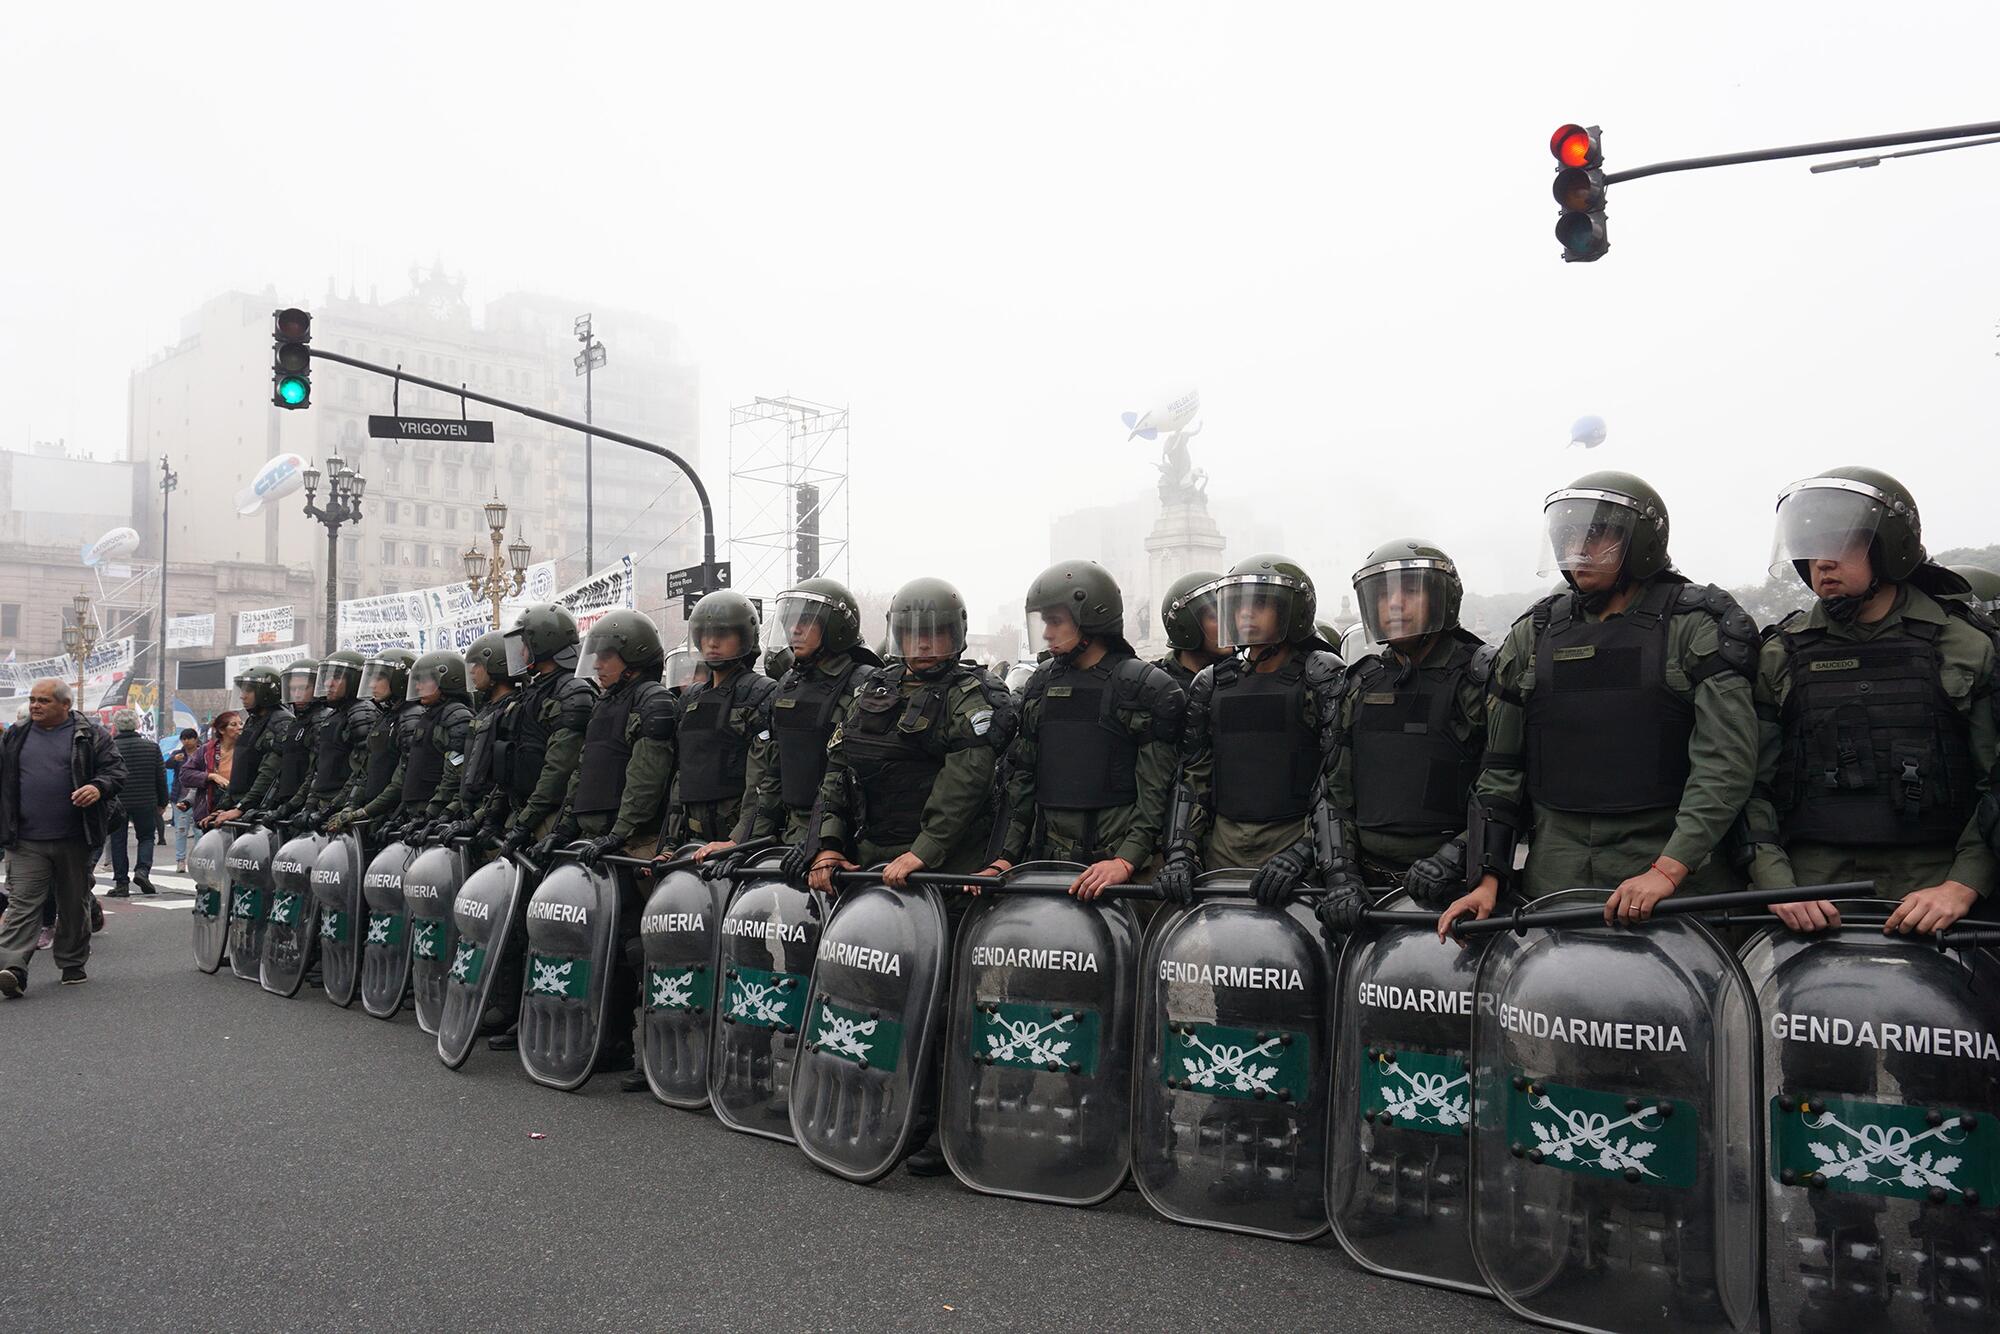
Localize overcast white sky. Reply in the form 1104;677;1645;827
3;2;1996;617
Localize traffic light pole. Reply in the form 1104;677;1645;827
1603;117;2000;186
302;345;719;589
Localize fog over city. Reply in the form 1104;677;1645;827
4;1;1998;623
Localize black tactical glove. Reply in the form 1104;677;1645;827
1155;847;1198;906
778;843;815;888
1250;841;1313;907
1403;837;1468;910
1314;881;1366;937
699;849;739;882
499;824;535;859
572;834;623;869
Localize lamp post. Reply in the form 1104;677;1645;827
62;592;100;706
464;496;530;631
302;453;367;655
574;314;605;571
156;455;178;736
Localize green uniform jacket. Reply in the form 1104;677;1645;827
1327;636;1490;873
1746;585;1999;899
563;678;678;849
502;669;595;841
360;700;470;822
333;700;388;811
1475;576;1757;899
746;650;870;846
999;653;1183;870
669;665;777;845
816;664;1006;874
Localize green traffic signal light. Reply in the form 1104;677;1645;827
271;306;313;409
277;376;309;406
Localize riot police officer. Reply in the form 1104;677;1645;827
1327;541;1493;907
984;561;1184;899
754;579;880;856
327;649;418;835
807;577;1015;894
1154;568;1226;691
1747;467;1999;934
494;605;597;859
1439;472;1760;937
276;653;362;828
548;609;680;1075
207;665;295;827
242;658;319;825
676;590;779;858
1156;554;1359;911
349;651;473;842
420;632;515;854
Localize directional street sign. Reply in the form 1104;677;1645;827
665;561;730;599
367;415;496;443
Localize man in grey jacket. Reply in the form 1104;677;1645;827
0;679;127;995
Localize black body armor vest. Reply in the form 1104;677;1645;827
1212;661;1321;823
1032;659;1141;811
399;700;469;804
571;680;647;816
359;701;408;804
226;707;283;806
460;695;508;807
771;661;858;809
275;703;316;804
1525;582;1695;815
1774;617;1978;846
508;670;586;802
311;701;363;794
835;665;955;845
1351;647;1484;836
677;674;759;805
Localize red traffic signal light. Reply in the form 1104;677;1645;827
1550;124;1608;262
271;307;312;409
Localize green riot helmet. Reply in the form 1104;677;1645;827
235;664;282;711
886;576;968;662
664;647;704;692
359;648;416;704
772;577;863;660
1948;565;2000;615
1540;471;1672;583
763;645;795;679
1352;538;1464;644
463;631;511;695
314;649;364;704
504;601;580;677
1161;569;1223;653
281;658;320;709
1209;553;1319;649
582;609;665;681
1024;560;1127;654
407;650;469;705
687;589;762;667
1769;466;1926;587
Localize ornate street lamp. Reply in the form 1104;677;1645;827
465;496;530;631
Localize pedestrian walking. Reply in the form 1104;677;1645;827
104;709;168;896
0;679;127;997
163;728;200;870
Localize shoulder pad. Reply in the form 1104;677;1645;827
266;713;296;744
740;673;780;708
440;702;474;738
1019;662;1055;705
1301;649;1347;695
1346;652;1390;691
1122;658;1186;742
1466;642;1499;687
555;685;595;732
1675;583;1759;679
961;668;1018;748
637;682;681;741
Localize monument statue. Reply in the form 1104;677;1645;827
1123;385;1226;657
1123;387;1208;502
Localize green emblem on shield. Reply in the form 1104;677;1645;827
1505;1072;1698;1188
320;910;349;943
195;888;222;918
805;998;902;1072
973;999;1100;1076
1359;1047;1471;1135
447;940;486;987
723;965;806;1030
411;919;446;961
526;953;590;1000
268;892;303;928
1163;1021;1310;1102
646;963;713;1013
364;912;404;949
1771;1095;1998;1202
229;885;267;920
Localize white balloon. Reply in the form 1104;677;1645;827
235;452;309;516
81;526;141;567
1122;385;1201;442
1569;414;1607;448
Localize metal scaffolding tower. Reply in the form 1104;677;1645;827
727;395;850;602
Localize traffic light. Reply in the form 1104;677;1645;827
794;482;821;582
271;307;312;408
1551;124;1608;262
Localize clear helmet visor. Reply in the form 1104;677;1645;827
1355;566;1453;644
313;662;354;700
663;649;701;691
690;616;756;665
1539;497;1638;578
886;607;966;661
774;593;831;655
406;665;446;703
502;629;531;679
1215;579;1298;649
358;663;398;700
283;666;317;705
1768;486;1886;580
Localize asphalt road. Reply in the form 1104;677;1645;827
1;870;1512;1333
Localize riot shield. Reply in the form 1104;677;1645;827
1133;878;1332;1240
1742;905;2000;1333
404;844;466;1036
1328;889;1489;1294
788;882;951;1183
940;866;1141;1207
517;859;622;1091
1470;888;1760;1334
638;863;729;1109
436;856;527;1069
708;858;828;1143
223;826;276;983
259;831;323;997
188;826;236;974
310;832;366;1008
358;840;416;1020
